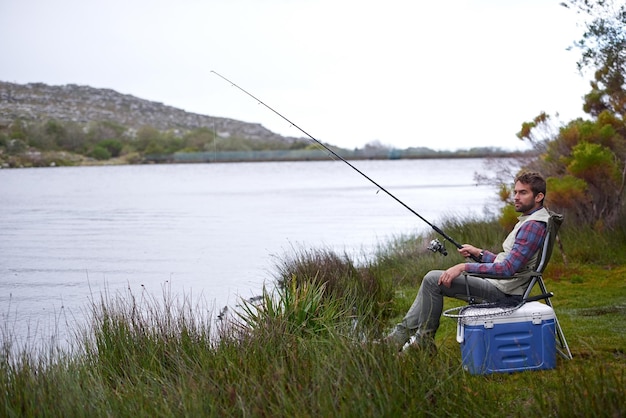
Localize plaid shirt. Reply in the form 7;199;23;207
464;219;547;276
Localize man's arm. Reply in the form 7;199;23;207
438;220;547;288
464;220;547;276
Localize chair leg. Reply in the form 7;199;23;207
536;277;573;360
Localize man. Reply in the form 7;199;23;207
385;171;551;351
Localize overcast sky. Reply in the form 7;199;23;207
1;0;591;150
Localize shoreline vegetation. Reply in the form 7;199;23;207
1;144;528;169
144;148;525;164
2;216;625;416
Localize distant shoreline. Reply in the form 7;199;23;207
1;148;529;168
143;149;528;164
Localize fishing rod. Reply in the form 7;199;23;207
211;70;479;261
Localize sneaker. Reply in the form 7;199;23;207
382;331;409;352
400;335;437;356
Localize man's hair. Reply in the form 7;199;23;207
515;171;546;204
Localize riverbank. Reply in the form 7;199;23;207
2;217;625;416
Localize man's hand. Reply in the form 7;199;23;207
438;264;466;288
458;244;481;260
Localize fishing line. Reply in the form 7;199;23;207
211;70;478;261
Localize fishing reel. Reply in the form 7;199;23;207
427;238;448;256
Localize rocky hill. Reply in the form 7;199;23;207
0;81;301;143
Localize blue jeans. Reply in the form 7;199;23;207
386;270;509;348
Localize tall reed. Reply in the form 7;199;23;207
271;246;396;336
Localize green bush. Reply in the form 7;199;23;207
6;138;28;155
90;146;111;160
98;139;123;157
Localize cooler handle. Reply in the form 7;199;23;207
456;318;464;343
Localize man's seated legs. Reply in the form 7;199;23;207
385;270;510;350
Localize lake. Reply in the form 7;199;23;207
0;158;502;350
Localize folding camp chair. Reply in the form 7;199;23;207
456;210;573;360
519;211;572;359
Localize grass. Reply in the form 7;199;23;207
1;216;625;417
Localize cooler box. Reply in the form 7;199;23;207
457;301;556;375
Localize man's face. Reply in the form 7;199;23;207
514;181;543;214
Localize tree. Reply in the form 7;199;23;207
182;128;215;152
87;121;127;146
513;0;626;230
562;0;626;118
135;126;163;153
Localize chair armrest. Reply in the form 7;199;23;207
466;271;540;280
